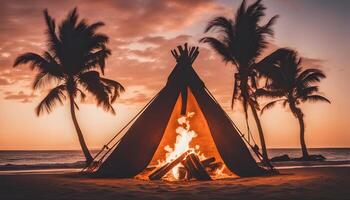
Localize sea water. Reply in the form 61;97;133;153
0;148;349;171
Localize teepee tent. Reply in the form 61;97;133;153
89;44;270;178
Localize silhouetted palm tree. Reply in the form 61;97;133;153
256;49;330;159
13;8;124;165
200;0;278;164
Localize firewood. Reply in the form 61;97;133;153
181;160;192;179
201;157;215;167
149;151;188;180
148;163;169;180
206;162;223;172
183;154;214;180
177;166;187;180
144;166;156;172
183;156;199;179
188;153;212;180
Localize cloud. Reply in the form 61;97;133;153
4;91;37;103
94;0;217;38
301;57;324;69
0;0;327;108
118;92;150;105
1;53;11;58
0;77;12;85
0;0;223;104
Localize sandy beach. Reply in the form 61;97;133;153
0;166;349;200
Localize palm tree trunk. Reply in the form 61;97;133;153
296;112;309;159
69;94;93;165
248;101;269;165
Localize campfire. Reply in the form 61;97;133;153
148;112;227;181
90;44;270;179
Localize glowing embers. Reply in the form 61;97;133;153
148;112;228;181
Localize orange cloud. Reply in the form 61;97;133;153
4;91;37;103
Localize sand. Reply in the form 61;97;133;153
0;167;349;200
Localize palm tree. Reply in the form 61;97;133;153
13;8;124;165
200;0;278;165
256;49;330;159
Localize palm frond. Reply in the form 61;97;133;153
13;53;47;69
14;52;65;91
204;16;233;38
36;84;67;116
32;72;61;90
254;88;284;98
256;48;294;78
261;99;284;115
298;68;326;86
88;34;109;50
87;22;105;33
199;37;232;63
100;78;125;103
76;88;86;103
83;47;111;74
14;52;64;76
236;0;247;21
78;70;115;114
302;95;331;104
257;15;279;36
297;86;319;98
32;72;47;90
43;9;61;56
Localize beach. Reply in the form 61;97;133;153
1;166;349;200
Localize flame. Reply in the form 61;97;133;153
157;112;205;179
214;165;225;177
156;111;228;180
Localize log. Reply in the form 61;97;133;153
188;153;212;180
144;166;156;172
147;157;215;171
206;162;223;172
148;163;169;180
201;157;215;167
183;156;215;179
183;156;198;179
177;166;187;180
149;151;188;180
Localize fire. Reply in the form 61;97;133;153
157;112;205;179
156;111;228;180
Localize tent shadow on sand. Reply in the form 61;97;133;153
83;43;277;180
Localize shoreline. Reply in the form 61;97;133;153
1;159;350;172
1;162;350;176
0;166;349;200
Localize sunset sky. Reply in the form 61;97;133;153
0;0;349;150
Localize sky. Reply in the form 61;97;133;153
0;0;349;150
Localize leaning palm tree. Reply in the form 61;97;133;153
13;8;124;165
200;0;278;165
256;49;330;160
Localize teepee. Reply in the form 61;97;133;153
90;44;270;179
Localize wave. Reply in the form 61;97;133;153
0;161;85;171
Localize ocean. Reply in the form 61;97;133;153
0;148;349;171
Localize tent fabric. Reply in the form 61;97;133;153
96;47;268;178
191;86;266;176
97;84;180;177
148;88;226;167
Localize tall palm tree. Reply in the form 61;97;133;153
200;0;278;165
13;8;124;165
256;49;330;159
